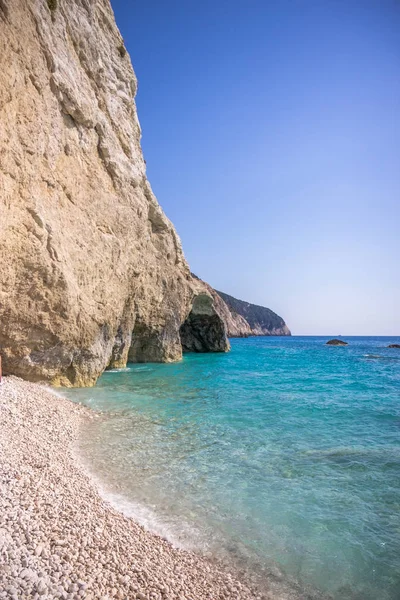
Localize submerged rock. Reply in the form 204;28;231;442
326;339;348;346
0;0;229;386
388;344;400;349
0;376;260;599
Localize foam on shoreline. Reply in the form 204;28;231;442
0;376;265;599
74;449;208;554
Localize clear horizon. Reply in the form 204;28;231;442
111;0;400;336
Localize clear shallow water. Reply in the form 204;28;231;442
64;337;400;599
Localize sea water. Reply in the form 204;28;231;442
63;337;400;599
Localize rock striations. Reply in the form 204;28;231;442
216;290;291;337
0;0;290;387
190;276;254;339
0;0;231;386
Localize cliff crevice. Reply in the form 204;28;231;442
0;0;229;386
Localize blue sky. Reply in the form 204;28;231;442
110;0;399;335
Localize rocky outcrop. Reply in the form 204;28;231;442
190;276;252;338
180;293;229;353
216;290;291;337
326;339;348;346
0;0;228;386
388;344;400;349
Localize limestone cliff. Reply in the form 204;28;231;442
216;290;291;337
0;0;229;386
191;276;290;338
190;276;252;338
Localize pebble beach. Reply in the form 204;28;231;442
0;376;264;600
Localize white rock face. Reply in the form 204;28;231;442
0;0;229;386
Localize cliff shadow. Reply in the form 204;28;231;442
180;294;229;353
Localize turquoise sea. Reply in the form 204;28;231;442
64;337;400;599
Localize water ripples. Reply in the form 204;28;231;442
64;336;400;600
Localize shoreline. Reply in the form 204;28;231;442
0;376;265;600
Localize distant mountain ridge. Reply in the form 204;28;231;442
216;290;291;337
190;275;290;338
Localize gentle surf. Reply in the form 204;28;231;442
64;336;400;600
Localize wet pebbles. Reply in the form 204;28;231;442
0;377;265;600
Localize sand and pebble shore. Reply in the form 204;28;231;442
0;376;265;600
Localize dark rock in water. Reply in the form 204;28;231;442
388;344;400;349
326;339;348;346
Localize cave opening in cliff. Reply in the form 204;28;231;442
179;294;229;353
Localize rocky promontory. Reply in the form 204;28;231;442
216;290;291;337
